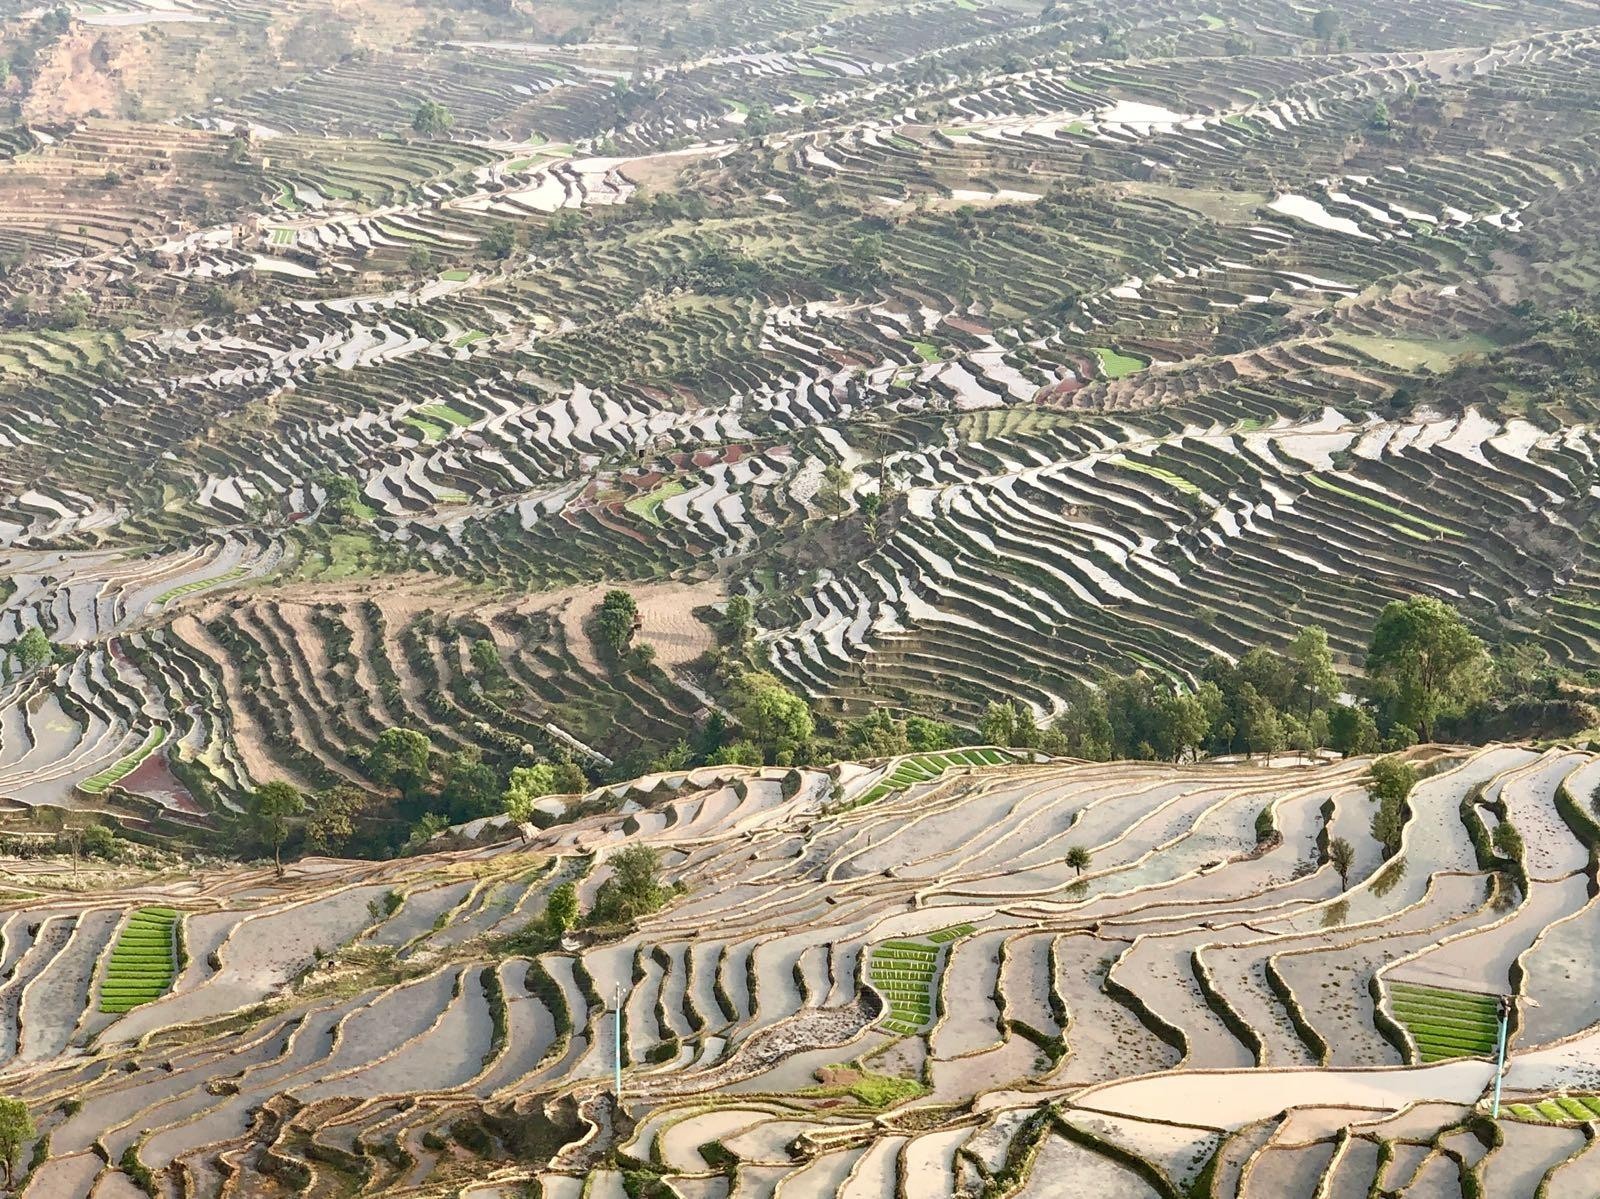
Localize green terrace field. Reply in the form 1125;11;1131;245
852;748;1020;806
79;727;167;796
1388;981;1501;1063
99;907;179;1015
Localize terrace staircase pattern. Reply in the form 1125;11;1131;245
0;747;1592;1196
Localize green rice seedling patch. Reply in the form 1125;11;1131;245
1090;346;1147;378
909;339;941;362
268;227;296;246
624;479;688;527
1107;456;1203;496
416;403;474;428
1390;982;1500;1061
154;566;249;606
404;415;448;441
451;331;488;349
868;927;973;1033
80;727;167;795
439;269;472;282
1303;474;1464;539
100;907;178;1014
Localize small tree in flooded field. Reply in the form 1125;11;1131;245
1065;846;1092;876
1329;837;1356;890
545;883;579;939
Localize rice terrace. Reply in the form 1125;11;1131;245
3;0;1600;1193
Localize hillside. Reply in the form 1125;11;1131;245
0;746;1596;1196
2;0;1600;834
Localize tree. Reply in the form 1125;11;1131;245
1329;837;1356;890
1312;8;1340;48
1366;596;1491;742
706;740;763;766
82;823;117;860
724;595;754;643
1065;846;1092;876
546;882;579;938
842;709;909;759
440;747;501;821
367;728;432;797
305;784;366;855
1369;755;1418;804
905;715;957;752
469;638;503;683
479;222;517;259
1492;820;1524;863
1053;680;1113;760
406;245;433;275
504;763;559;828
0;1096;34;1189
1328;703;1380;757
1234;684;1285;758
1371;796;1405;858
595;589;639;657
412;99;454;136
15;628;53;675
250;781;305;875
592;845;671;925
1286;626;1339;724
727;671;814;760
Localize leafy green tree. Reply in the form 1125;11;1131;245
1053;681;1113;760
1065;846;1092;876
469;638;503;682
842;709;910;759
1311;7;1340;47
1492;820;1524;862
503;763;559;827
15;628;53;675
0;1096;34;1189
479;222;517;259
1286;626;1339;723
1328;837;1356;890
440;747;501;821
728;671;814;760
82;823;117;860
1366;596;1491;741
724;595;754;643
591;845;671;925
904;715;956;752
305;783;365;855
595;589;639;657
367;728;432;797
1371;796;1405;858
1328;703;1380;757
1234;684;1284;758
1369;755;1418;804
1151;689;1214;762
250;781;305;875
412;99;454;136
706;740;763;766
406;245;433;275
404;812;449;854
546;882;579;938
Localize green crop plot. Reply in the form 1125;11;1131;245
80;727;167;795
625;479;688;527
1389;982;1501;1062
855;748;1017;805
154;566;249;607
1091;346;1148;378
100;907;179;1014
869;927;973;1035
